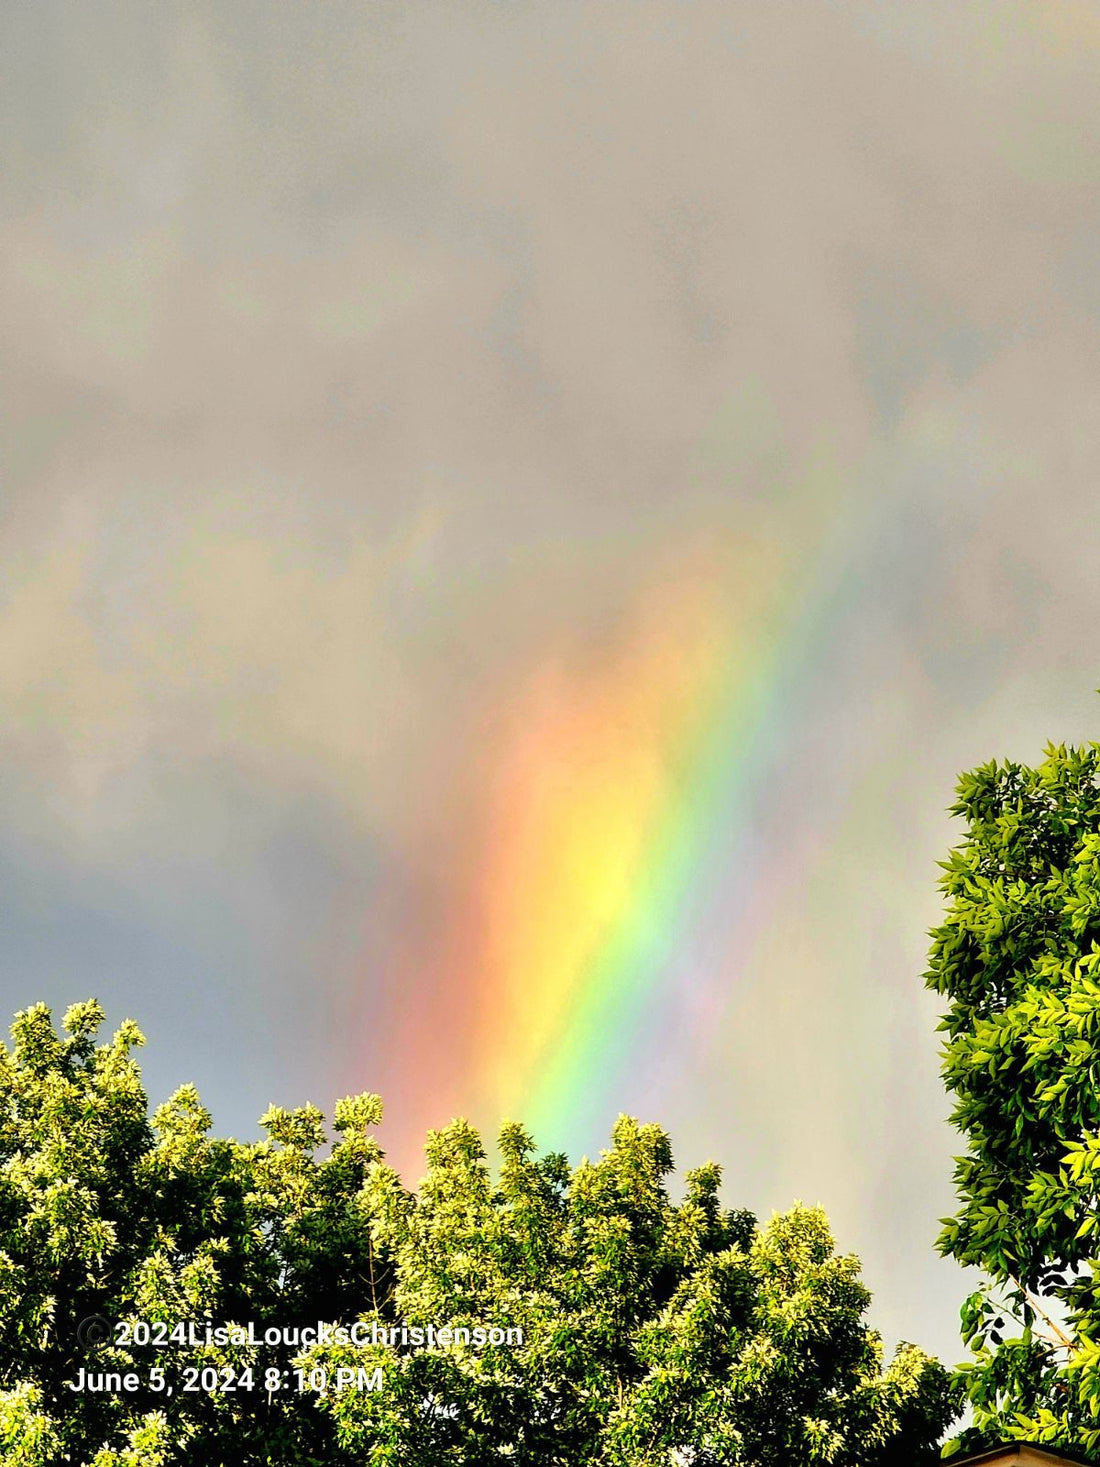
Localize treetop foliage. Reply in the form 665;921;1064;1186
0;1001;954;1465
928;740;1100;1456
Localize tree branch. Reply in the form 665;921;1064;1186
1008;1276;1077;1353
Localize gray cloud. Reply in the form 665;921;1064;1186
3;1;1100;1363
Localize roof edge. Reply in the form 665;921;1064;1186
952;1444;1096;1466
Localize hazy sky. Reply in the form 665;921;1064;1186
3;1;1100;1364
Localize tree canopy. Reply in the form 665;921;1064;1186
928;740;1100;1457
0;1000;954;1465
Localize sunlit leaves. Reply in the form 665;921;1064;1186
929;738;1100;1456
0;1002;954;1463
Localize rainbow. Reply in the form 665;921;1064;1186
357;463;875;1171
469;515;856;1146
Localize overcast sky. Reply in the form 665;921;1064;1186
3;2;1100;1364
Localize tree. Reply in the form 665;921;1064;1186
0;1001;954;1463
927;740;1100;1456
307;1118;954;1465
0;1000;389;1465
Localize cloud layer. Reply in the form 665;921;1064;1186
3;1;1100;1359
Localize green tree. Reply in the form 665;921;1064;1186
307;1117;954;1464
0;1000;391;1464
0;1001;954;1463
928;740;1100;1456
